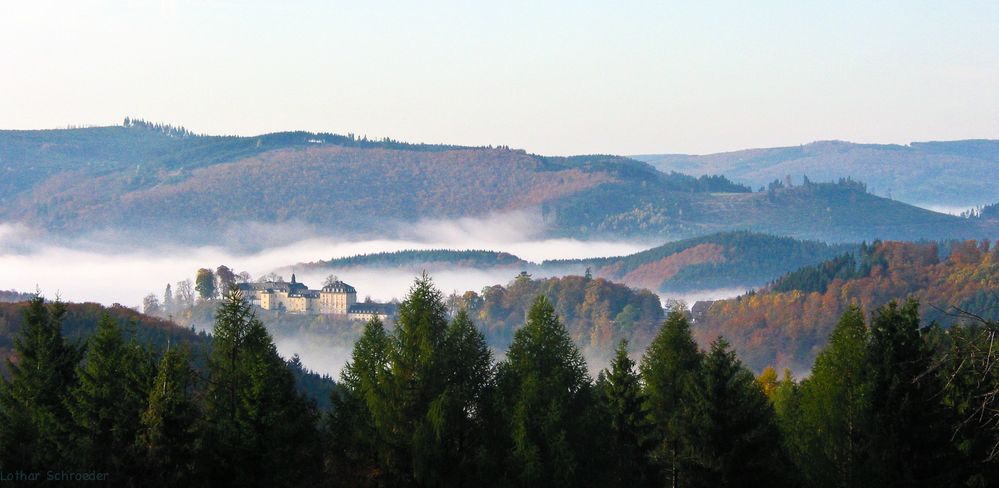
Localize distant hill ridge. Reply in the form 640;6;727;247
1;122;996;243
292;232;856;294
635;139;999;207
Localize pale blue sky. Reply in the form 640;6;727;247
2;1;997;155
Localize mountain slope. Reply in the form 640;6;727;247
693;240;999;373
291;232;854;294
545;231;854;293
2;124;997;243
635;139;999;208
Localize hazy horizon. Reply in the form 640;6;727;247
2;1;997;155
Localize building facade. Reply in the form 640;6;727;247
237;274;394;320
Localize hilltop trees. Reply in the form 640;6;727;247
195;268;216;300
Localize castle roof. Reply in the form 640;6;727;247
238;281;308;293
322;280;357;294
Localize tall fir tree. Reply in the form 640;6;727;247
0;298;82;469
640;309;702;487
328;317;391;487
495;295;597;487
413;309;495;486
137;345;200;487
864;300;962;487
795;305;873;488
383;272;451;484
599;339;653;487
687;337;788;487
67;314;154;484
201;288;321;488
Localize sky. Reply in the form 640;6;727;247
2;1;998;155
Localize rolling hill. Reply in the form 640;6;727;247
292;232;855;294
692;239;999;373
635;139;999;208
2;122;997;243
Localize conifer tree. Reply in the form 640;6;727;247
413;309;494;486
67;314;154;482
599;339;653;487
864;300;962;487
795;305;872;488
382;272;451;484
328;317;391;487
0;298;81;469
687;337;788;487
640;310;702;487
138;345;200;487
496;295;596;487
202;288;321;488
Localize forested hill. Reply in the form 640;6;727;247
0;299;335;408
3;122;996;243
694;239;999;372
635;139;999;207
296;249;531;272
545;231;854;293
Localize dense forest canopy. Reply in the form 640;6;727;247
696;239;999;372
2;276;999;486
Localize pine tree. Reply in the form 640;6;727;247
640;309;702;487
496;295;596;486
328;317;391;487
201;288;321;488
0;298;82;469
599;339;653;487
864;300;962;487
163;284;174;316
382;272;451;484
795;305;872;488
138;345;200;487
67;314;154;484
687;337;788;487
413;309;494;486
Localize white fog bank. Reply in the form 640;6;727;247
0;219;654;308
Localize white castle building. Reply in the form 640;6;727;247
237;274;395;321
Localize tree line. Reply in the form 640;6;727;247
2;274;998;486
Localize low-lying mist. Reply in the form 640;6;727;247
1;215;755;377
1;214;653;307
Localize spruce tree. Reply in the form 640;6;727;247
202;288;321;488
687;337;788;487
383;272;451;484
67;314;154;483
0;298;82;469
864;300;962;487
413;309;494;486
640;309;702;487
328;317;391;487
599;339;653;487
138;345;199;487
496;295;596;487
795;305;872;488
